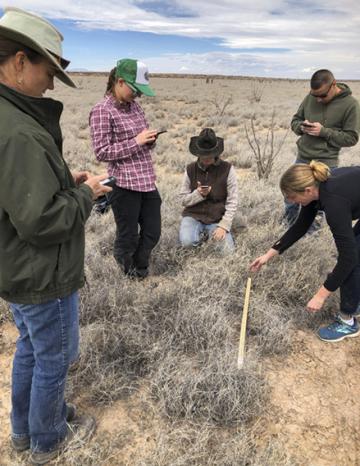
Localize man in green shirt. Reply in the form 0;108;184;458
285;69;360;225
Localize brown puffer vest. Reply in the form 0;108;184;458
182;160;231;224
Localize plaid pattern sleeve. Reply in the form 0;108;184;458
89;95;156;192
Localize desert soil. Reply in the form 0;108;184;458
1;321;360;465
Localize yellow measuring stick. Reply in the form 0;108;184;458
237;277;252;369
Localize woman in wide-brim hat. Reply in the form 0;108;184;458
0;7;109;463
179;128;238;252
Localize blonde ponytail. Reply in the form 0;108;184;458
280;160;330;194
309;160;331;182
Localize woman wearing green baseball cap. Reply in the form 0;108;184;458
90;58;162;279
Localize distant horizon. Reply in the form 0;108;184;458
2;2;360;80
67;70;360;82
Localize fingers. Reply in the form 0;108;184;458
197;186;211;196
136;129;157;145
249;261;259;272
72;170;92;185
84;173;113;199
212;230;226;241
249;259;263;272
306;305;319;313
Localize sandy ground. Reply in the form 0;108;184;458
265;330;360;466
1;321;360;465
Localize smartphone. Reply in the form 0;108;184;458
302;122;313;127
156;130;167;136
100;176;117;187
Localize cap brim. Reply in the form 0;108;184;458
133;82;156;97
0;24;76;88
189;136;224;157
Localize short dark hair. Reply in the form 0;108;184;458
310;69;334;90
0;36;43;66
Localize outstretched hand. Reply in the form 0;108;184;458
249;248;279;272
305;286;331;312
306;296;325;313
249;254;270;272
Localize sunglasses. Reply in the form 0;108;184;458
126;82;142;97
310;81;334;99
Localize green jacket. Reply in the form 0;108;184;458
291;83;360;167
0;84;93;304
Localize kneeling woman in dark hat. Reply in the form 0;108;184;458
179;128;238;252
250;161;360;342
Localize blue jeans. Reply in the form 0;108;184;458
340;234;360;315
10;292;79;453
179;216;235;252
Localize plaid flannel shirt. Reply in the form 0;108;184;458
89;94;156;192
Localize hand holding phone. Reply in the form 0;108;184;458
301;121;314;128
85;174;115;200
100;176;117;188
197;181;211;197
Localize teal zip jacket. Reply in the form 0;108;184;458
291;83;360;167
0;84;93;304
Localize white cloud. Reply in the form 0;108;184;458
144;49;360;80
2;0;360;77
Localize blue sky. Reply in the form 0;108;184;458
1;1;360;78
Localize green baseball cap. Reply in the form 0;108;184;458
115;58;155;97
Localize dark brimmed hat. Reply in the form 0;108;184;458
0;7;75;88
189;128;224;158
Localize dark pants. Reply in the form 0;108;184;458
340;233;360;315
110;186;161;276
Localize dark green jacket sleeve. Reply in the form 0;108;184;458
319;101;360;148
291;100;305;136
0;131;93;247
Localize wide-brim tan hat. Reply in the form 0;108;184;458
0;7;76;88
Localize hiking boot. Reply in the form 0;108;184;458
317;316;360;342
29;414;96;465
29;415;96;466
126;267;149;280
134;267;149;279
11;436;30;452
11;402;77;453
65;402;77;423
